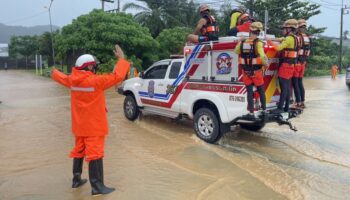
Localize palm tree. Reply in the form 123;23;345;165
123;0;167;37
123;0;199;37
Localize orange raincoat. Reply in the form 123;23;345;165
52;59;130;137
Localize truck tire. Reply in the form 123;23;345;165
194;108;221;143
240;123;265;132
123;95;139;121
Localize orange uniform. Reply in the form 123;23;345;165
52;59;130;161
275;35;298;79
331;65;338;79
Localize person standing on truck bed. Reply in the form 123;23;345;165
228;7;253;36
51;44;130;196
234;22;267;118
187;4;219;44
294;19;311;109
267;19;299;114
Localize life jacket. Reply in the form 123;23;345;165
297;32;311;63
239;38;263;72
201;14;219;40
281;34;299;64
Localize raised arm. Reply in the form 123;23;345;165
52;68;70;87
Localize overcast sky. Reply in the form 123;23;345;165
0;0;349;37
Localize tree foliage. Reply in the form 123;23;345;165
156;27;191;59
55;10;159;71
238;0;322;36
123;0;199;37
8;35;39;58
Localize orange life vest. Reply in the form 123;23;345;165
281;34;299;64
297;33;311;63
201;14;219;40
239;38;263;72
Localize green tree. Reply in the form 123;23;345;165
122;0;166;37
218;1;234;37
123;0;199;37
8;35;39;68
156;27;191;59
55;10;159;72
237;0;322;36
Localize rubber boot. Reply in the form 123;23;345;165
72;158;88;188
89;158;115;196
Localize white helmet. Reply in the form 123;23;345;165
75;54;97;70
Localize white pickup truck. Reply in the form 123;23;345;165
118;37;301;143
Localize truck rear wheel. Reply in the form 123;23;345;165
240;123;265;132
194;108;221;143
123;95;139;121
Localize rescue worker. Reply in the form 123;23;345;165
267;19;299;113
331;64;338;79
228;7;253;36
51;44;130;196
234;22;267;118
294;19;311;109
187;4;219;44
125;62;138;80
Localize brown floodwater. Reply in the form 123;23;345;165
0;70;349;200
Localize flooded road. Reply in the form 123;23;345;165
0;70;349;200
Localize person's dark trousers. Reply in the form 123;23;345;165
228;27;238;36
292;77;301;104
257;85;266;110
278;77;291;112
72;157;88;188
298;77;305;102
89;158;115;196
246;84;254;113
246;84;266;112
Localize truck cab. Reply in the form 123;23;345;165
118;36;301;143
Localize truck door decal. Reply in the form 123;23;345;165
216;53;232;75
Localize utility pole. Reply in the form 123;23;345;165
117;0;120;12
249;0;254;17
264;9;268;35
340;1;350;72
45;0;55;67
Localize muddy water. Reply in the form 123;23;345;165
0;71;349;200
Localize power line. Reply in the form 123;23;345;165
3;11;47;25
307;0;339;11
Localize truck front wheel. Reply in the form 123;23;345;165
123;95;139;121
194;108;221;143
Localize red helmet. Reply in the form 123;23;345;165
74;54;97;70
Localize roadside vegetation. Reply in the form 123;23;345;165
7;0;350;76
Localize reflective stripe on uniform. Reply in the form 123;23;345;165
206;26;218;32
71;86;95;92
303;36;310;44
283;50;298;58
239;57;262;65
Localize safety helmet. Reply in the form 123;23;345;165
75;54;97;70
282;19;298;29
240;13;250;21
298;19;307;27
250;22;263;31
199;4;210;13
